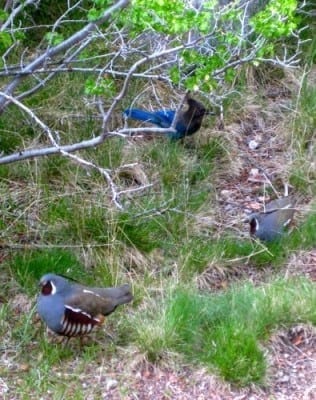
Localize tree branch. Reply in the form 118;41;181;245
0;0;130;112
0;91;154;210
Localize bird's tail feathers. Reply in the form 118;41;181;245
124;109;162;125
97;284;133;306
114;284;133;306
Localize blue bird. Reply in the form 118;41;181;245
123;97;207;140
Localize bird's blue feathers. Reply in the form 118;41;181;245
123;109;175;128
123;97;206;140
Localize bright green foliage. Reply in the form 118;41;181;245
88;0;114;21
85;76;116;96
0;9;25;54
119;0;303;92
158;278;315;384
172;50;223;91
250;0;300;39
0;9;8;22
124;0;208;35
44;32;64;46
0;31;13;53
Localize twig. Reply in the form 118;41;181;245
0;0;130;112
0;92;152;209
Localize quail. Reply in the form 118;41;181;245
246;196;297;242
37;273;133;338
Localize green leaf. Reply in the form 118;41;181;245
0;32;12;52
44;32;64;46
84;77;116;96
250;0;299;39
0;9;8;22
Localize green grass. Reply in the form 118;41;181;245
129;277;316;385
178;230;311;279
288;211;316;249
289;76;316;193
9;249;87;294
0;50;315;399
93;137;126;169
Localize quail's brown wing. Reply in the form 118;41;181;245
91;284;133;310
58;290;109;337
61;284;132;335
259;197;296;230
66;288;121;318
265;196;296;213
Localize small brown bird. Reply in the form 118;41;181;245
37;273;133;338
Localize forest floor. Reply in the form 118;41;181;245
1;72;315;399
88;76;316;399
102;321;316;399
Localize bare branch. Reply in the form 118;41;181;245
0;0;39;31
0;0;130;112
0;91;154;210
0;0;308;207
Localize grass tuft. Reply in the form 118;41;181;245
129;277;316;385
9;249;87;294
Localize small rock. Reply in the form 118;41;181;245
249;168;259;177
106;378;118;391
220;189;233;199
278;375;290;383
19;363;30;372
248;139;259;150
0;378;8;394
257;195;267;203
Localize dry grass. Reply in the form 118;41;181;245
0;65;315;398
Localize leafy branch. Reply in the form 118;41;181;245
0;0;311;209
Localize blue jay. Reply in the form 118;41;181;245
123;97;207;140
